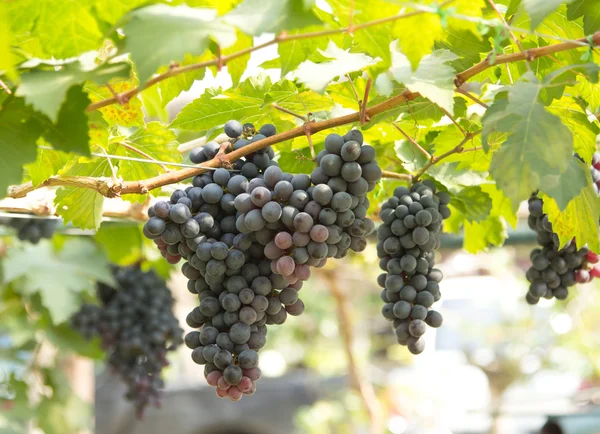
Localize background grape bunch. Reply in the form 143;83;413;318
142;121;380;400
376;181;450;355
525;154;600;304
71;265;184;418
0;216;56;243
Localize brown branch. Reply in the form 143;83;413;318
487;0;531;71
11;30;599;198
414;131;482;179
322;269;384;434
86;5;451;112
381;170;412;181
272;104;308;122
456;87;489;109
119;142;169;172
455;31;600;86
360;78;372;125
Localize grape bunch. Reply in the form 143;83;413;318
143;121;380;400
71;266;184;418
525;198;599;304
0;216;56;243
376;181;450;355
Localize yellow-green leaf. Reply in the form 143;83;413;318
542;183;600;253
86;79;145;127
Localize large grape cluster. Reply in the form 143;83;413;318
143;121;380;400
71;266;184;418
376;181;450;355
0;216;56;243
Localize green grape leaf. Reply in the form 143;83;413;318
171;78;272;130
450;186;492;222
94;225;143;265
41;85;91;156
481;183;518;228
295;42;378;92
264;80;333;114
24;146;72;187
507;0;522;16
483;74;574;208
94;0;148;25
389;43;458;114
540;158;588;210
549;98;599;163
524;0;566;29
111;122;180;201
0;98;44;198
328;0;399;69
394;13;444;69
541;62;600;104
2;239;114;324
567;0;600;34
157;53;209;107
0;3;18;82
277;26;332;76
35;1;102;58
542;181;600;253
224;0;321;36
434;28;492;71
16;61;130;122
463;217;507;254
124;4;236;84
224;31;253;86
54;160;112;230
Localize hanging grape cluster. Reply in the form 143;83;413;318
376;182;450;355
0;216;56;243
143;121;380;400
525;153;600;304
71;266;184;418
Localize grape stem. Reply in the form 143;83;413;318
392;123;432;160
0;78;12;95
456;87;489;109
322;268;385;434
381;170;412;181
359;78;372;125
303;121;318;166
118;141;170;172
272;104;307;122
413;130;482;179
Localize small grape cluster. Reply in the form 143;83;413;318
525;195;599;304
376;181;450;355
143;121;380;400
71;266;184;418
0;216;56;243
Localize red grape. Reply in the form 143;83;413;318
206;371;222;387
276;256;295;276
575;269;591;283
216;387;228;398
591;265;600;278
228;386;243;401
217;376;230;390
238;376;253;392
275;232;293;249
587;251;600;264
